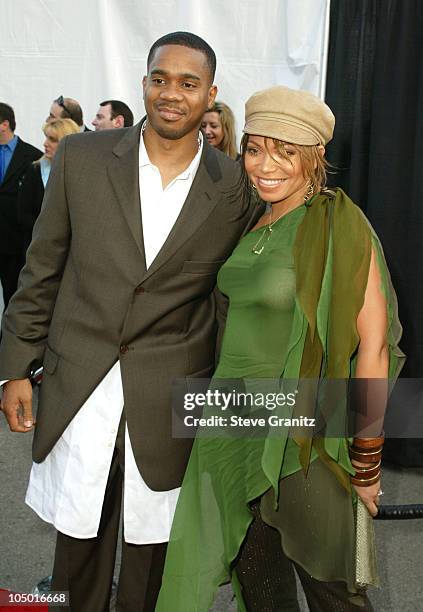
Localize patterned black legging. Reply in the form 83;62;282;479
235;502;374;612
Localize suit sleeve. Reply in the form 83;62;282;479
213;286;229;364
0;139;71;379
240;188;263;236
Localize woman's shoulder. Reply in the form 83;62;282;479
324;187;371;227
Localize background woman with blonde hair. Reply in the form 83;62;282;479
18;117;79;260
201;100;238;159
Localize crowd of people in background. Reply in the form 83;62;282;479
0;94;238;310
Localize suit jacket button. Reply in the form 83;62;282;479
135;286;145;294
120;345;129;354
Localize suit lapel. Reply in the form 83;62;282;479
107;123;145;262
139;140;222;283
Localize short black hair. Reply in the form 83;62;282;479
147;31;216;81
100;100;134;127
0;102;16;132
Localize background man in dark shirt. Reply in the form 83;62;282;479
0;102;42;308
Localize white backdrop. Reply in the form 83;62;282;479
0;0;330;150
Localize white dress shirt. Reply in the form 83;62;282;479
25;129;204;544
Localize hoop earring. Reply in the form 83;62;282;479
303;181;315;205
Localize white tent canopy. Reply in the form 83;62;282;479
1;0;330;148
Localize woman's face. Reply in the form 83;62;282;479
43;132;59;159
244;135;308;207
201;111;224;149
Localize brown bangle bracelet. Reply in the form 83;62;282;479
353;435;385;450
351;442;383;453
351;459;381;473
349;448;382;464
351;472;381;486
350;446;382;456
352;465;381;480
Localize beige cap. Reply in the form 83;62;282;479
244;85;335;145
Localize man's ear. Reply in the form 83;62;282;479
142;76;147;98
207;85;218;111
114;115;125;129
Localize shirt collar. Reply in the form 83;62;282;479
139;124;203;181
2;134;18;152
40;157;51;186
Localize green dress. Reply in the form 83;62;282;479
156;190;404;612
215;205;302;380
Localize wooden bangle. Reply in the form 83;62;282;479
351;459;381;473
352;465;381;480
353;434;385;450
349;448;382;464
351;472;381;486
352;443;383;454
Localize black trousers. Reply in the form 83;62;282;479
50;418;167;612
235;502;374;612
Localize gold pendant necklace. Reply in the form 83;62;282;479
251;186;316;255
251;206;288;255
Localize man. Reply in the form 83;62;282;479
0;103;42;308
0;32;261;611
92;99;134;130
46;96;90;131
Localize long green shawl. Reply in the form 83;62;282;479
155;189;404;612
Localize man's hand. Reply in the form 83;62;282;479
0;379;34;432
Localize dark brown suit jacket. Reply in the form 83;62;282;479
0;122;262;490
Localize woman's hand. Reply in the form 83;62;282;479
352;480;381;517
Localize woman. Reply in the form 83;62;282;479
18;117;79;258
157;86;404;611
201;101;238;159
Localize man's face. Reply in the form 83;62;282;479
143;44;217;140
92;104;118;131
0;119;13;143
46;102;64;123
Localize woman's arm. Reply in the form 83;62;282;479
356;248;389;379
353;248;389;516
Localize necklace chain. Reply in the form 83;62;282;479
251;205;293;255
251;185;316;255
